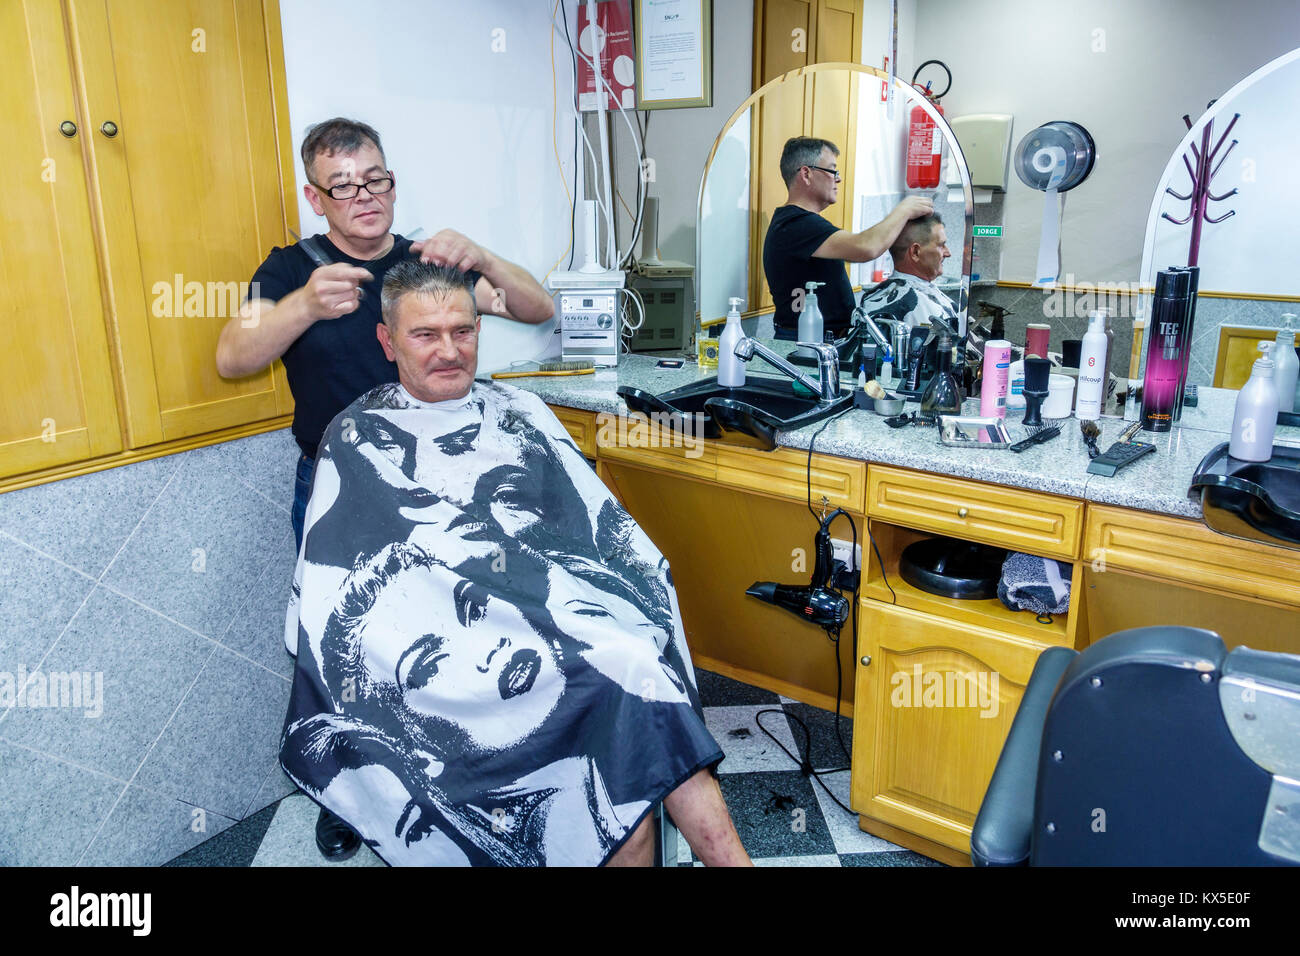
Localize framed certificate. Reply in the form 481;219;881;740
633;0;712;110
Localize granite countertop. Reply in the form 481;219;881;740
500;347;1299;521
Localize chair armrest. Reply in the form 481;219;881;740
970;646;1076;866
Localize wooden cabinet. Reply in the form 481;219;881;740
2;0;295;485
851;602;1041;855
748;0;863;313
852;465;1085;861
868;465;1083;561
0;0;123;477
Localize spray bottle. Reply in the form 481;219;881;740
797;281;826;343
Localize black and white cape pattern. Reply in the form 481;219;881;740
858;272;959;334
280;381;723;866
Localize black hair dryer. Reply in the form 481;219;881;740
745;516;850;628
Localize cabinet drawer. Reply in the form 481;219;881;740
549;405;597;459
714;444;865;513
1085;504;1300;606
851;601;1045;853
868;465;1082;560
595;414;718;481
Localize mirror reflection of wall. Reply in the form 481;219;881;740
908;0;1300;387
1140;48;1300;389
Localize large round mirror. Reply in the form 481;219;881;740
696;62;974;339
1139;46;1300;388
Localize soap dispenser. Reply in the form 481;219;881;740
1229;341;1278;462
797;281;826;344
718;297;746;388
1273;315;1298;414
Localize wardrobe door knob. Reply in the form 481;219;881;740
957;506;969;518
60;121;78;137
100;120;119;137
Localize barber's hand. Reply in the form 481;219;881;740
303;263;373;319
896;195;935;220
411;229;490;274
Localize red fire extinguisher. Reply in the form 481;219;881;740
905;60;951;190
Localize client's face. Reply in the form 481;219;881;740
358;563;564;753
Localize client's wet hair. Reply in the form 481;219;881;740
380;259;477;326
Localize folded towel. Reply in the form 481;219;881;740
997;551;1071;615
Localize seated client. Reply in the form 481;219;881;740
280;258;750;867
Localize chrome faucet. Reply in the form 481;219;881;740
732;338;841;403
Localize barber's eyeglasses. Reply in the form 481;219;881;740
807;165;841;182
314;174;395;200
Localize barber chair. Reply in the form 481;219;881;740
971;626;1300;866
655;805;680;866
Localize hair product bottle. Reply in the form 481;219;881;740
1075;311;1109;420
1139;269;1191;432
921;335;963;415
979;340;1012;418
1272;316;1298;414
797;281;825;344
718;297;746;388
1229;342;1278;461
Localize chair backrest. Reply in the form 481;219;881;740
1031;626;1298;865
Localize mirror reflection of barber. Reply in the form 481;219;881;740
762;136;934;339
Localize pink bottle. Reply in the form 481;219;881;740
980;340;1012;418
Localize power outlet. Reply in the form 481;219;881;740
831;538;863;572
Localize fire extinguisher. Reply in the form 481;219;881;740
906;60;952;190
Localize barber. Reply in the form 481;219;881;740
763;136;933;339
214;116;553;861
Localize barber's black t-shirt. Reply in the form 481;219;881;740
762;205;856;334
247;234;481;458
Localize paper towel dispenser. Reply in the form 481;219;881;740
949;114;1014;191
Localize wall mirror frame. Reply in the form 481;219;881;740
695;61;975;337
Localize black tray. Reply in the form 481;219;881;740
1190;441;1300;551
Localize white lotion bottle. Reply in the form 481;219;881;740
1272;315;1298;413
718;297;747;388
797;281;825;344
1075;310;1110;420
1229;342;1278;462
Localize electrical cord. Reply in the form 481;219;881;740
750;409;860;818
560;11;648;268
545;0;577;281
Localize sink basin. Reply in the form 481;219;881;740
1190;441;1300;550
618;376;854;450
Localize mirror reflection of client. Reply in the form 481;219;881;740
763;136;934;340
280;258;751;866
856;213;959;335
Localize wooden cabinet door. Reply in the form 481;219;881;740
0;0;123;480
851;601;1042;853
67;0;293;447
749;0;862;313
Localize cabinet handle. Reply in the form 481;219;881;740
860;655;872;667
60;121;78;137
957;506;969;518
100;121;119;138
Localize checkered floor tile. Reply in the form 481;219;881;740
167;669;944;867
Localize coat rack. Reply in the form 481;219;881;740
1161;108;1242;266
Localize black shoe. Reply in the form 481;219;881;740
315;807;361;861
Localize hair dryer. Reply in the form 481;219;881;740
745;513;851;628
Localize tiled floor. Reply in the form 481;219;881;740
166;668;944;867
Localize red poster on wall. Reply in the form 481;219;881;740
577;0;636;111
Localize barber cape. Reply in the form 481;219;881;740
280;380;722;866
858;272;959;334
